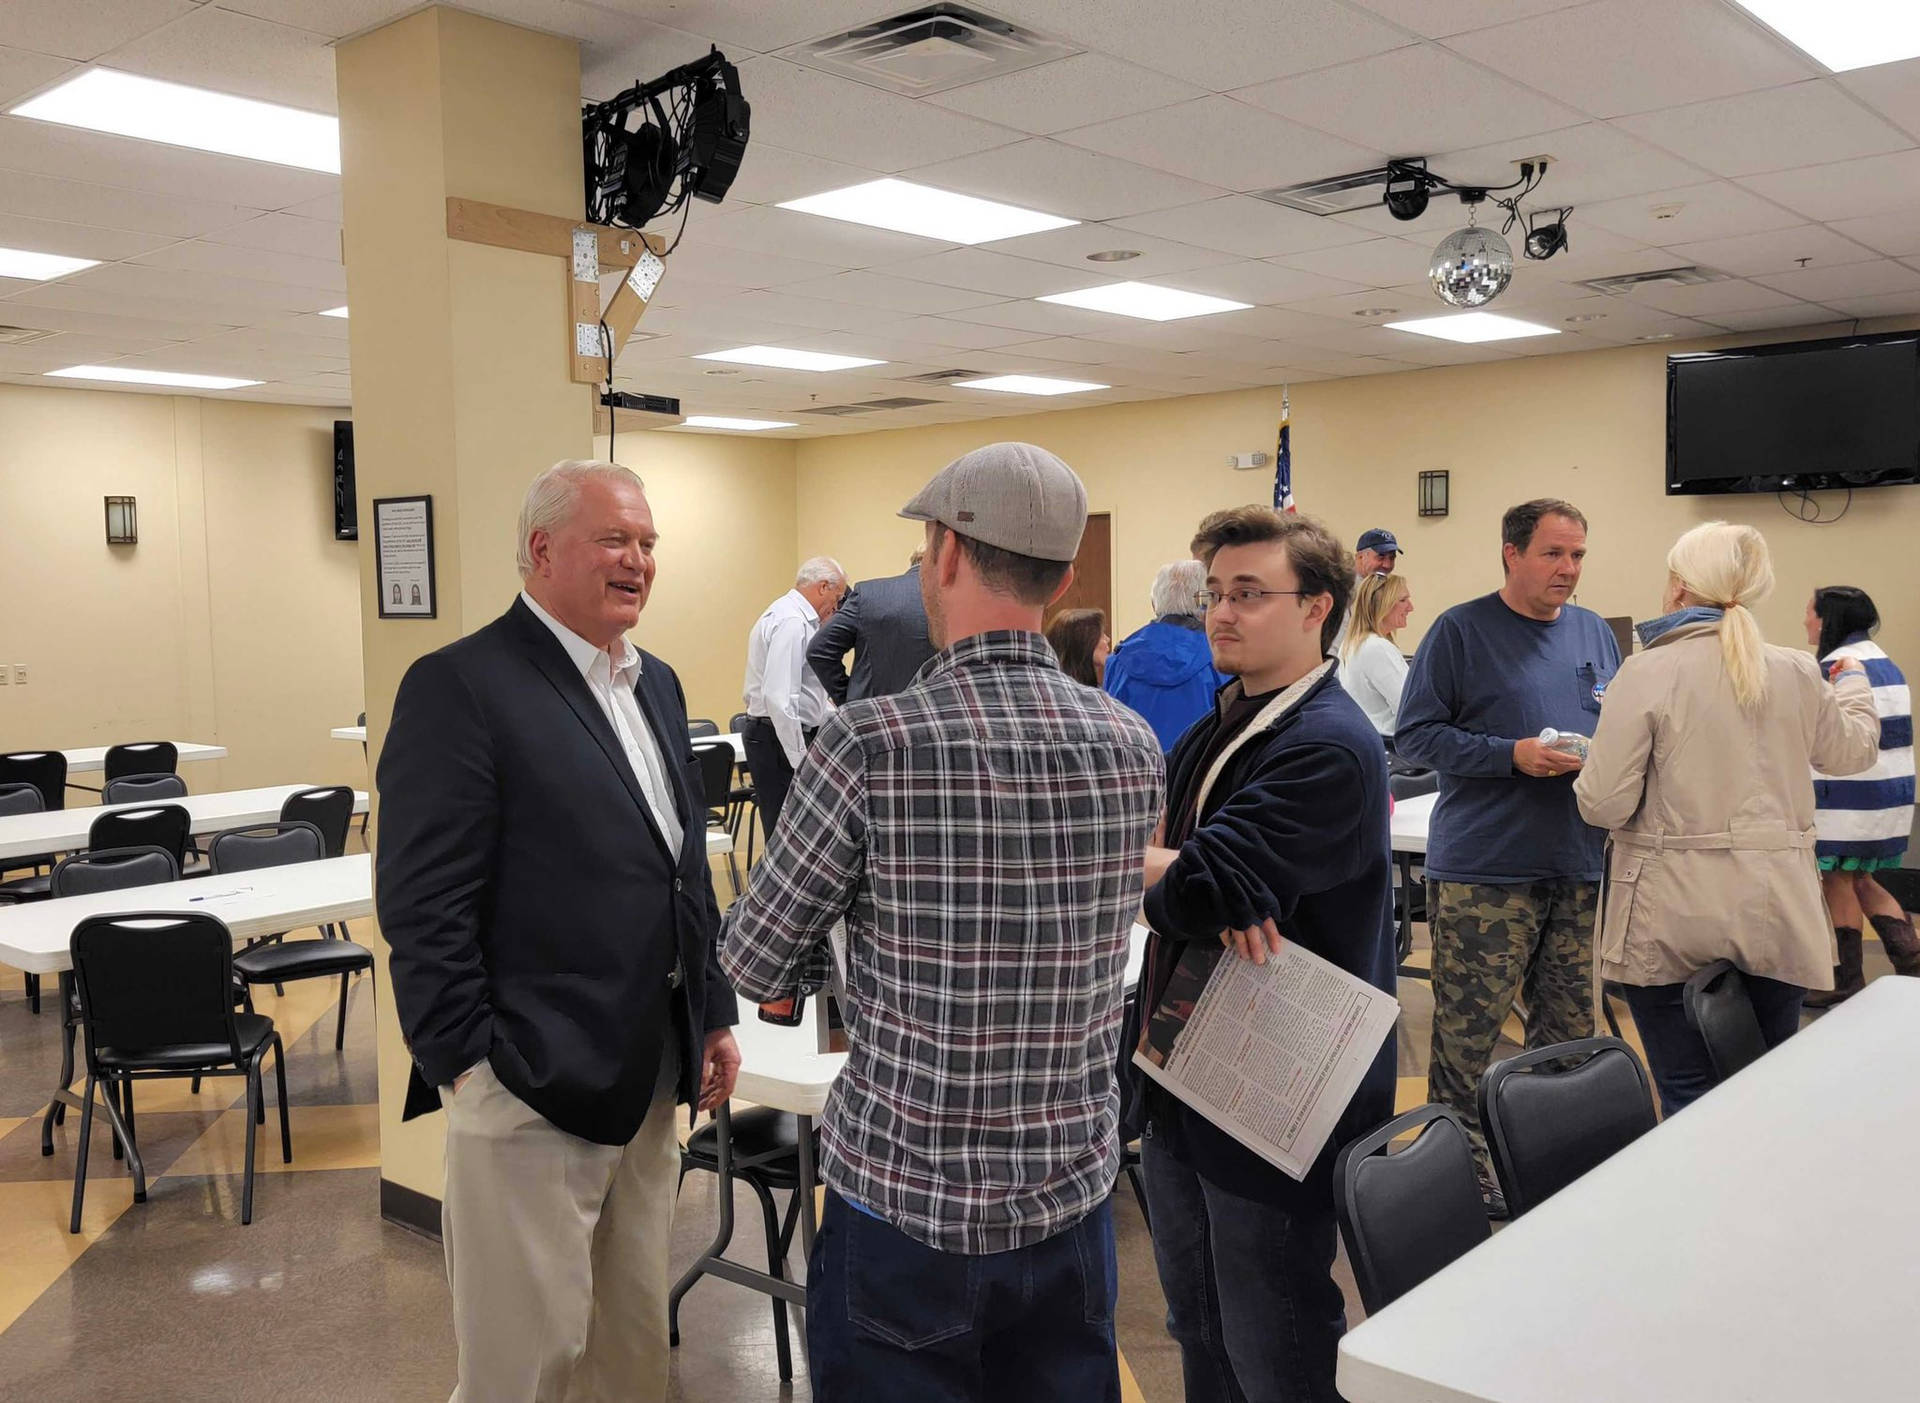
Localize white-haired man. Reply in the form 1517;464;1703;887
1102;558;1228;751
742;556;847;833
377;459;740;1403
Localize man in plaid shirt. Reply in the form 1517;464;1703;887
720;442;1163;1400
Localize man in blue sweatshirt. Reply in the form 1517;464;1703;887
1396;498;1618;1212
1134;506;1395;1403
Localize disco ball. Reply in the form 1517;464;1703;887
1430;224;1514;308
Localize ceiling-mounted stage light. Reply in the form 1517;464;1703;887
1430;202;1513;309
584;47;750;232
1523;207;1573;261
1383;159;1432;222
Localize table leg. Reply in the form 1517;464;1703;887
669;1102;740;1341
796;1114;818;1261
41;972;77;1156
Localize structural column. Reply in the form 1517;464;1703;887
336;6;592;1226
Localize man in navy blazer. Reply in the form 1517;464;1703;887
377;459;739;1403
805;550;937;704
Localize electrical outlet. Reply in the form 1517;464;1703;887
12;665;25;685
0;666;8;685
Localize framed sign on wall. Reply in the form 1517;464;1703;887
374;495;436;619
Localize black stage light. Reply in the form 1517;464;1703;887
1525;219;1569;261
1383;159;1432;222
584;48;750;230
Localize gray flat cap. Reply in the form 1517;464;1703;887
898;442;1088;563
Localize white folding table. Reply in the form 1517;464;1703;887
340;725;746;762
0;785;370;865
1337;977;1920;1403
60;742;228;775
330;726;367;744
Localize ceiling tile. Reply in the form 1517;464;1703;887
213;2;418;41
712;143;878;209
864;315;1050;351
0;43;72;105
940;299;1139;337
1153;260;1367;305
926;53;1203;135
1341;0;1589;37
1401;123;1710;211
131;239;348;293
1818;290;1920;321
697;288;920;334
281;191;342;222
0;0;195;62
1271;238;1436;289
1739;150;1920;222
694;204;949;268
100;5;339;113
1059;97;1384;194
983;0;1413;91
0;211;174;262
0;116;338;210
1616;278;1806;318
1614;81;1914;180
1663;224;1883;277
0;288;238;341
1827;210;1920;259
0;166;255;238
202;212;341;262
596;0;895;51
1109;196;1380;259
733;56;1019;173
1445;0;1815;120
577;16;729;103
1574;181;1803;245
777;271;1006;316
1838;58;1920;143
978;223;1239;279
1751;259;1920;304
905;138;1222;221
1233;44;1584;157
1700;305;1843;333
64;260;335;315
649;237;841;292
878;247;1088;298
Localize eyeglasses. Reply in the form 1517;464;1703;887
1197;588;1315;611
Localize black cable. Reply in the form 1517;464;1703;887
600;317;615;463
1777;485;1852;525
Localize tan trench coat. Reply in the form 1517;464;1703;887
1574;621;1880;990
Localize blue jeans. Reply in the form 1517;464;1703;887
1618;975;1804;1117
1140;1138;1347;1403
806;1191;1120;1402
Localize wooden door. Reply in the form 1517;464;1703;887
1044;511;1113;631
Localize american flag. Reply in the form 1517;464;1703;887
1273;387;1296;513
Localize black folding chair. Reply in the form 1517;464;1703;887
1683;960;1770;1083
727;713;759;869
0;781;52;1012
90;804;192;872
68;911;291;1231
211;822;374;1053
38;847;181;1158
693;741;743;896
103;773;187;805
1478;1037;1657;1217
103;742;178;785
1334;1105;1490;1314
0;749;67;811
280;786;358;938
687;718;721;738
1387;767;1436;980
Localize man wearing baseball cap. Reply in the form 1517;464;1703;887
721;442;1163;1400
1330;525;1404;656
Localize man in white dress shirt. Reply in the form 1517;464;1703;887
741;557;847;833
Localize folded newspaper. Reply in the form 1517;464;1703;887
1134;938;1399;1180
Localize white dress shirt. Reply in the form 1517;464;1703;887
743;588;831;767
1340;632;1410;737
521;591;684;859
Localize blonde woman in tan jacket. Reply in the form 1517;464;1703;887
1574;522;1879;1115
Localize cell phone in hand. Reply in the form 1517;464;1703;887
757;995;805;1027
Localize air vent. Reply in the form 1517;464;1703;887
780;5;1080;97
800;395;944;417
0;325;56;345
1251;166;1394;216
898;368;983;383
1577;266;1728;295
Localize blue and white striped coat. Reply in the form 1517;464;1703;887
1814;637;1914;863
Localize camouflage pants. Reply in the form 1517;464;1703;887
1426;878;1598;1172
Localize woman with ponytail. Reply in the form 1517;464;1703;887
1803;585;1918;1005
1575;522;1880;1115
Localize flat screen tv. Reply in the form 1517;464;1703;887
1666;331;1920;495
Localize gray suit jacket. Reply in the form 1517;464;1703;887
805;566;936;704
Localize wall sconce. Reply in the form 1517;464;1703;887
104;495;138;545
1418;470;1449;518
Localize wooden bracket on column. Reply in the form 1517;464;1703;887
443;197;666;386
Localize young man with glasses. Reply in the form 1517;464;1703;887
1133;505;1396;1403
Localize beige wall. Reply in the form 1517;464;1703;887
795;316;1920;672
598;427;799;727
0;381;364;794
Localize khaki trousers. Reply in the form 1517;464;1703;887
439;1051;681;1403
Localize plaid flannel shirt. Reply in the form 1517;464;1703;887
720;630;1164;1254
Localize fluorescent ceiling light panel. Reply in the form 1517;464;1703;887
681;415;797;431
0;247;99;280
955;374;1109;396
694;345;885;372
1728;1;1920;72
778;179;1075;244
318;306;349;318
1383;312;1560;343
46;365;263;390
1036;281;1252;322
10;69;340;173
